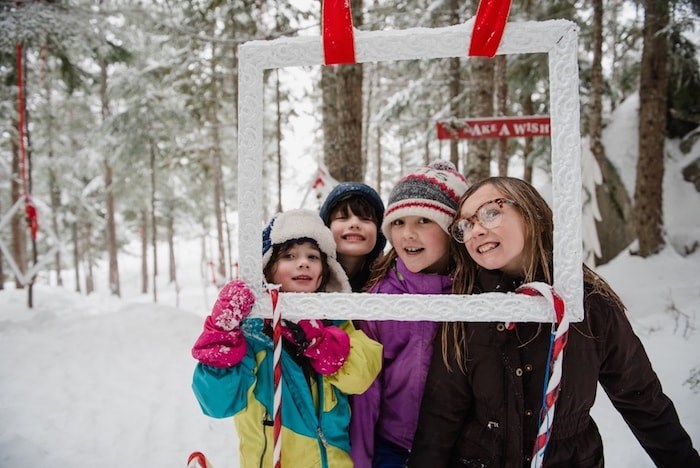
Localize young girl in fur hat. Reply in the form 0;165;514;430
320;182;387;292
350;160;469;468
191;209;382;468
409;177;699;467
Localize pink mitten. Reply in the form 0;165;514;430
297;320;351;375
191;280;256;368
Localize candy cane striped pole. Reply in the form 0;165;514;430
268;284;282;468
516;282;569;468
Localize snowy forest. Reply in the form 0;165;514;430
1;0;699;305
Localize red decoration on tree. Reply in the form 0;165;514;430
25;201;38;240
469;0;512;57
322;0;356;65
17;42;39;241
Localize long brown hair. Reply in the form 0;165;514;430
443;177;623;372
364;231;460;292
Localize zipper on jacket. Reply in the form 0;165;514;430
260;411;272;468
317;427;329;447
316;377;329;468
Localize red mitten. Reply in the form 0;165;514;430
297;319;351;375
210;279;256;331
191;280;256;368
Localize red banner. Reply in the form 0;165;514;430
436;116;551;140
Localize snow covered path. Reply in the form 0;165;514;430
0;287;237;468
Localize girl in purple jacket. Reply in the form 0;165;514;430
350;160;469;468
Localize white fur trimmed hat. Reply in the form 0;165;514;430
382;160;469;240
261;209;351;293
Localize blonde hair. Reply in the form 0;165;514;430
443;177;623;372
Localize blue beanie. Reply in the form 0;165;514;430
319;182;387;256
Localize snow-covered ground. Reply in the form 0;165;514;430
1;239;698;468
1;94;699;467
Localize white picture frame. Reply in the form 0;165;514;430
237;18;583;323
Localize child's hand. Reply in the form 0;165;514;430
210;279;256;331
191;280;256;368
297;320;351;375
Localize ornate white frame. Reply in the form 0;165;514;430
237;18;583;322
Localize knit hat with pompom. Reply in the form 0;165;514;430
381;160;469;240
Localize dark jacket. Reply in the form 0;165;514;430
409;270;699;468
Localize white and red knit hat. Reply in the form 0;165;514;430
381;160;469;239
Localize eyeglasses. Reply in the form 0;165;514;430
450;198;517;243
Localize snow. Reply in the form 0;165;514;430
2;94;700;467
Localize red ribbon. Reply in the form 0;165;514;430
469;0;512;57
322;0;356;65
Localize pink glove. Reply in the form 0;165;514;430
297;320;351;375
192;279;255;368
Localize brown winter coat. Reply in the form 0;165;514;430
408;270;699;468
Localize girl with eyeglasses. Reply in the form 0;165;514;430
408;177;699;468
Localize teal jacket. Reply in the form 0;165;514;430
193;317;382;468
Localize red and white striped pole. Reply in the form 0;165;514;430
268;284;283;468
516;282;569;468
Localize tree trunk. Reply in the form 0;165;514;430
85;221;94;294
101;60;120;296
522;94;534;183
23;56;37;308
150;143;158;303
276;70;283;212
495;55;508;176
467;57;494;181
323;0;364;182
363;64;374;174
45;74;63;286
633;0;669;257
10;127;26;289
71;209;80;293
375;126;382;196
0;198;4;290
208;44;226;283
449;56;461;168
589;0;604;175
588;0;635;265
322;66;339;171
167;209;180;308
448;0;461;169
167;211;176;284
141;208;148;294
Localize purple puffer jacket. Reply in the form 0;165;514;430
350;257;453;468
